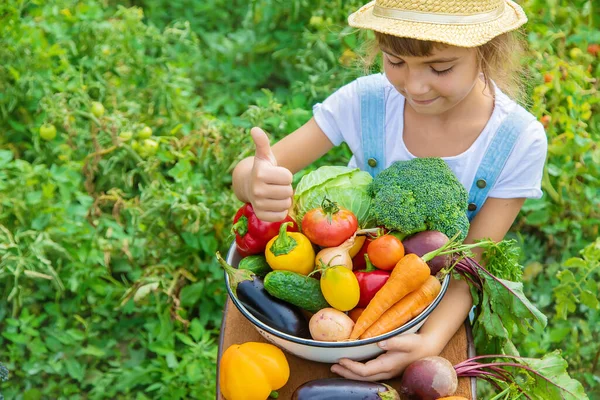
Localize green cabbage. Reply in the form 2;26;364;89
293;166;375;229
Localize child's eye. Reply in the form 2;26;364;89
386;57;404;68
431;67;453;75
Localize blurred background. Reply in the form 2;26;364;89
0;0;598;398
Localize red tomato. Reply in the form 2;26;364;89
367;235;405;271
302;199;358;247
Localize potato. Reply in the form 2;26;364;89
309;308;354;341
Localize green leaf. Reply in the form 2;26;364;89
580;290;599;309
563;257;587;268
65;358;85;382
520;351;589;400
0;150;13;167
167;160;192;181
525;210;550;226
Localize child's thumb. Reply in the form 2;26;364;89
251;127;277;166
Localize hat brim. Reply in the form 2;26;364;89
348;0;527;47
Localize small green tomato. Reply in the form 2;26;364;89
39;124;57;141
119;131;133;141
138;126;152;139
131;140;140;152
142;139;159;156
569;48;583;59
91;102;105;118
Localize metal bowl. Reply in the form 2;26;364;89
224;241;449;363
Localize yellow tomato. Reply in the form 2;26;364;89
320;266;360;311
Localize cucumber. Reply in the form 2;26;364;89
238;255;271;277
264;271;329;313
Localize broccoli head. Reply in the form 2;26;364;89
368;158;470;242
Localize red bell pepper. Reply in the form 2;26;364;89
354;254;390;308
232;203;298;257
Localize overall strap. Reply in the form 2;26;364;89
357;73;386;177
467;104;536;221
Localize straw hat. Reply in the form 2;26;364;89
348;0;527;47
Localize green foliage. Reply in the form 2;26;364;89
0;0;598;398
519;0;600;254
369;158;470;241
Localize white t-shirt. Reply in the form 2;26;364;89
313;76;547;199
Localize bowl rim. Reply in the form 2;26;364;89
224;241;450;348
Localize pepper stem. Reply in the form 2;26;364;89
358;253;377;272
231;215;248;237
269;391;279;399
269;222;297;256
215;251;254;294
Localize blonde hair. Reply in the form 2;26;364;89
361;31;528;104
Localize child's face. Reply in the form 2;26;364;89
380;44;481;115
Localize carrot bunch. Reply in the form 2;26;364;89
350;234;474;340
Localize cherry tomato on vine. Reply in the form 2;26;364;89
138;126;153;139
367;235;405;271
39;124;57;141
119;131;133;141
91;102;105;118
301;198;358;248
141;139;159;156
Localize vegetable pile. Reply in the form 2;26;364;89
217;161;586;399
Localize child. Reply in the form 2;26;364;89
232;0;547;381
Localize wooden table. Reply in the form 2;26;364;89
216;299;477;399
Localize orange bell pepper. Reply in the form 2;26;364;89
220;342;290;400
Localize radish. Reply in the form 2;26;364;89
399;352;587;400
402;231;449;274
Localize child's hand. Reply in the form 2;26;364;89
330;333;439;381
249;127;294;222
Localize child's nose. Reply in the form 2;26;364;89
404;76;430;98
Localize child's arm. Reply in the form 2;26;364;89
232;118;333;221
331;197;526;381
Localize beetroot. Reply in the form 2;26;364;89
399;356;457;400
402;231;450;274
399;352;585;400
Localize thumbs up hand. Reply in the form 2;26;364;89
249;127;294;222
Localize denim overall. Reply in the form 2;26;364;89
356;73;535;321
356;73;535;219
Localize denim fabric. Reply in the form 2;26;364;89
467;104;536;220
358;73;387;177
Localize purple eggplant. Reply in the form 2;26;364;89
217;252;311;339
292;378;400;400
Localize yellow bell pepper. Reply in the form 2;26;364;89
220;342;290;400
266;222;315;275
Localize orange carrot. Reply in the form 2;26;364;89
359;276;441;339
350;253;430;339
